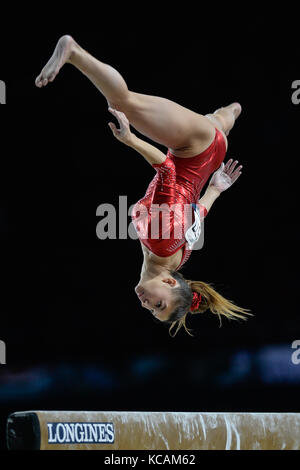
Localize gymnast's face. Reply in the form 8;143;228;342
135;276;179;322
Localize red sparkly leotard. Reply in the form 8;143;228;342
131;128;227;270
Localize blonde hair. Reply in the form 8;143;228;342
168;273;252;337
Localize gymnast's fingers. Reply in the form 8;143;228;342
108;122;118;135
227;160;239;175
109;108;125;129
231;170;242;184
224;159;233;172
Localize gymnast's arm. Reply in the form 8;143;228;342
199;158;243;214
198;185;221;214
108;107;166;165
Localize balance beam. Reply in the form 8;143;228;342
6;410;300;450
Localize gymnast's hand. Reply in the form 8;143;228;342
208;159;243;193
108;107;133;145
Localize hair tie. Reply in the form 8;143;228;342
190;291;202;311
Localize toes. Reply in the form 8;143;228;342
35;73;47;88
48;73;56;82
35;75;43;87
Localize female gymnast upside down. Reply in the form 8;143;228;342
35;35;252;336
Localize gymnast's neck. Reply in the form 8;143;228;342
139;243;181;281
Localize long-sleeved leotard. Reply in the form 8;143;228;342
131;128;227;270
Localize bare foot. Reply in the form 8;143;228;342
229;102;242;120
35;35;75;88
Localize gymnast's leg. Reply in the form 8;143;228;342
35;35;219;154
205;103;242;137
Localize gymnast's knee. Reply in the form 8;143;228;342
213;108;235;135
107;91;137;113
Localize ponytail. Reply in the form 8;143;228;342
188;279;252;323
168;271;252;337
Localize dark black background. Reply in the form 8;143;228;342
0;6;299;453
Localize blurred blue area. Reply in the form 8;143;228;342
0;363;119;402
216;349;253;386
257;344;300;384
217;344;300;386
0;343;299;403
130;354;169;382
0;368;53;400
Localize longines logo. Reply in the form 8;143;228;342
47;422;115;444
0;81;6;104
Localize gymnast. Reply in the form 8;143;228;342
35;35;251;335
